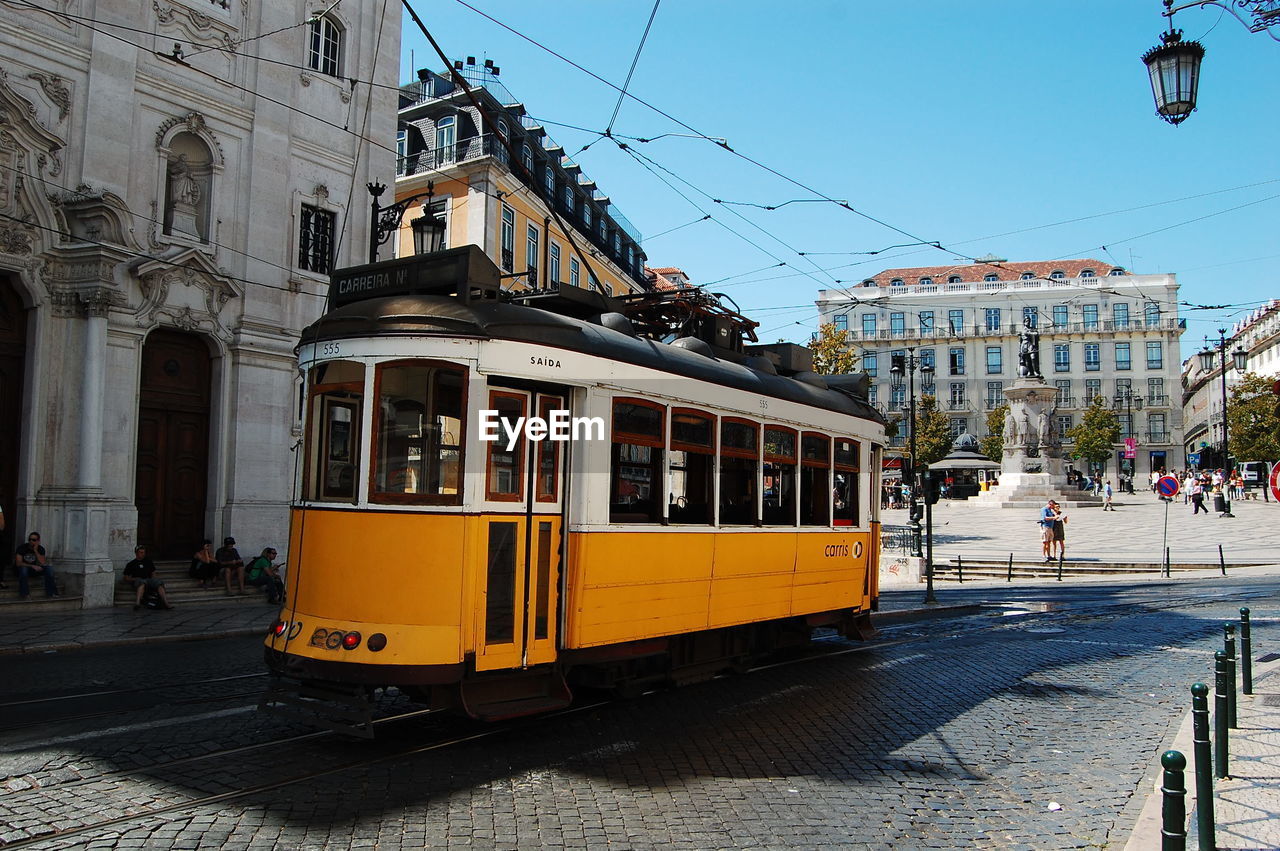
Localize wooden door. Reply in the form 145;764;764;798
135;330;211;558
0;277;26;559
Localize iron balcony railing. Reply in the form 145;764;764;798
1145;431;1172;444
984;399;1003;410
946;400;969;411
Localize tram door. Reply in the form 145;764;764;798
477;389;564;671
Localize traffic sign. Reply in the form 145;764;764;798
1157;475;1180;498
1271;463;1280;503
1187;452;1201;465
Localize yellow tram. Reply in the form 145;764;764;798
262;247;886;731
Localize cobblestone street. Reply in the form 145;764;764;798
2;578;1277;849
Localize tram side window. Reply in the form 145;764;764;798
305;359;364;502
834;438;860;527
669;409;714;525
372;362;465;504
610;399;664;523
720;419;759;525
487;391;526;501
800;433;831;526
763;426;797;526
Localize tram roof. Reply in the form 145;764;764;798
301;294;884;425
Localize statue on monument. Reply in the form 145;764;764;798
1003;408;1018;446
1037;408;1053;447
1018;317;1042;379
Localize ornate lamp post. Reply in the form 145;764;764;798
1143;0;1280;125
1113;387;1145;480
1198;328;1248;516
367;180;441;263
890;348;934;559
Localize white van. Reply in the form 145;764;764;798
1240;461;1274;498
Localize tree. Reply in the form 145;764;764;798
981;404;1008;462
1226;372;1280;462
913;395;954;467
1067;396;1120;469
809;323;859;375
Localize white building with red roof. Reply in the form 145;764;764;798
815;256;1186;477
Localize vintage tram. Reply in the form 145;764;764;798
262;247;885;732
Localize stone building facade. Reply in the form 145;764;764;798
0;1;399;605
815;257;1186;477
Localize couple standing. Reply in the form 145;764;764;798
1039;500;1067;562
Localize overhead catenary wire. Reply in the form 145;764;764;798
604;0;662;135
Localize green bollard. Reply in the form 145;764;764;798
1214;651;1230;779
1161;750;1188;850
1240;608;1253;696
1224;624;1237;729
1190;683;1215;851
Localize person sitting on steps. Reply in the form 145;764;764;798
245;547;285;605
123;545;173;610
215;536;246;596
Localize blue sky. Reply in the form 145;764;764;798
400;1;1280;351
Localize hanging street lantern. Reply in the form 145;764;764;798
1142;27;1206;125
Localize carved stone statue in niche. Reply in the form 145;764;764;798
1003;408;1018;446
162;130;212;241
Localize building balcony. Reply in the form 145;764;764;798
945;400;970;411
830;316;1182;344
1054;397;1076;408
1145;431;1173;445
984;399;1003;411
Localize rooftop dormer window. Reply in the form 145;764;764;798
984;273;999;282
1080;269;1096;278
1050;270;1065;279
1020;272;1035;280
890;278;904;286
919;277;933;286
1109;268;1126;276
947;275;962;284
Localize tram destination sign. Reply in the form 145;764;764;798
328;245;501;309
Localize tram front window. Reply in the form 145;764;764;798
372;361;465;504
834;438;860;526
305;359;364;503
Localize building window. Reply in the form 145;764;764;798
569;257;580;288
544;166;556;196
984;308;1001;332
985;346;1002;374
1109;268;1126;276
298;204;335;274
564;184;575;210
1057;414;1073;437
1145;302;1161;326
949;418;967;437
1055;379;1071;404
1113;302;1130;328
1085;378;1101;402
582;203;592;229
549;242;561;286
396;129;407;172
868;385;877;405
1146;341;1163;370
1050;270;1065;279
949;347;965;376
890;278;904;286
435;116;456;162
1084;343;1100;371
984;273;999;282
1148;413;1167;442
861;314;877;336
1081;269;1096;278
947;275;962;284
494;120;510;165
920;348;935;373
919;311;934;333
1082;305;1098;328
307;15;342;77
948;309;964;334
526;223;539;286
1052;304;1068;328
1148;377;1165;405
919;277;933;286
521;144;534;175
500;204;515;272
1023;307;1038;328
986;381;1003;409
1115;342;1131;371
890;312;905;336
1054;343;1070;372
1020;272;1035;280
949;383;965;407
833;314;848;331
890;385;906;411
863;352;877;377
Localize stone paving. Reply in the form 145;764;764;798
886;489;1280;565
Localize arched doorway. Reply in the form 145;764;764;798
135;330;212;558
0;275;27;559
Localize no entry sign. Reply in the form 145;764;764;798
1157;475;1180;498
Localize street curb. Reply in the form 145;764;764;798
0;626;267;656
1123;656;1280;849
871;603;985;625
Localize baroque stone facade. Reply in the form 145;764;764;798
0;1;400;605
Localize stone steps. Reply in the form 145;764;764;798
112;560;275;607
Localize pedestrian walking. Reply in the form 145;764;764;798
1050;500;1067;560
1038;499;1056;562
1190;477;1207;514
1103;481;1116;510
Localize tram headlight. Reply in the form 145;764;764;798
367;633;387;652
341;631;362;650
